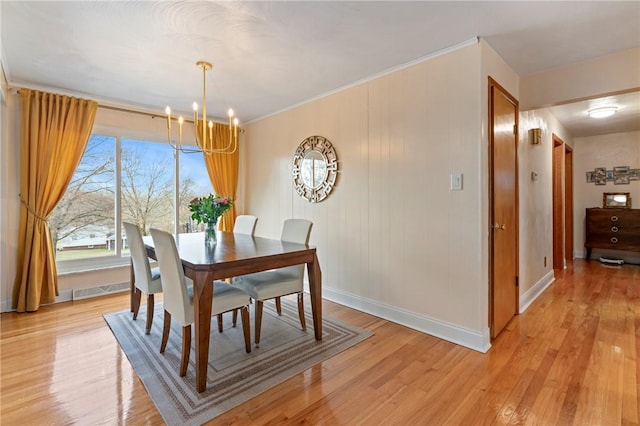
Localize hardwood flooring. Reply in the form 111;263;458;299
1;260;638;425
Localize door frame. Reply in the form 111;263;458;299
552;134;565;270
564;145;574;264
488;77;519;339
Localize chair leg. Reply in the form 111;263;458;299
160;310;171;353
297;292;306;331
240;306;251;353
255;300;264;347
145;294;154;334
132;288;142;320
217;314;223;333
180;324;191;377
232;309;238;327
275;297;282;315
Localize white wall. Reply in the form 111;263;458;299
573;131;640;264
0;89;20;312
517;108;573;310
521;48;640;110
243;42;500;351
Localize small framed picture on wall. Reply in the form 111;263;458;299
614;174;630;185
594;167;606;185
613;166;630;185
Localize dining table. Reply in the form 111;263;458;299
136;230;322;393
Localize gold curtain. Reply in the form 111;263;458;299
199;122;239;231
13;89;97;312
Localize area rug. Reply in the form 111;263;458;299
104;297;372;425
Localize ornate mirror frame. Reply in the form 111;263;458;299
292;135;338;203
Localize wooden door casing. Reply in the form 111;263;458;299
564;145;574;264
488;77;519;340
552;135;565;270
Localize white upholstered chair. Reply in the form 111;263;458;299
233;219;312;346
233;214;258;235
123;221;163;335
150;228;252;377
224;214;259;328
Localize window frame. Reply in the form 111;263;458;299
56;126;182;274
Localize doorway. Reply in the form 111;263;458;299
488;77;519;339
552;134;572;269
564;145;574;264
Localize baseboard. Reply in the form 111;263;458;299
1;298;12;313
57;289;74;303
519;270;555;313
321;287;491;353
1;282;129;312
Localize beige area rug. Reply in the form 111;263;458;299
104;297;372;425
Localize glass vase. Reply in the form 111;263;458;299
204;221;217;246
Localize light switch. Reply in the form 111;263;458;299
450;173;463;191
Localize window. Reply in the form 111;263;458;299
52;134;212;271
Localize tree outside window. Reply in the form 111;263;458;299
51;134;212;265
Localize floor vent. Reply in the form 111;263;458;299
72;282;129;300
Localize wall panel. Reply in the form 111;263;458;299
244;44;489;349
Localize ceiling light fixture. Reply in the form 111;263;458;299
165;61;239;154
587;106;617;119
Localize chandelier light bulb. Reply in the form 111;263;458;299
228;108;234;118
192;102;198;111
178;116;184;124
165;106;171;115
233;117;239;126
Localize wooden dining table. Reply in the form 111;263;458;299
137;230;322;393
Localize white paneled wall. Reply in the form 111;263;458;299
244;44;490;350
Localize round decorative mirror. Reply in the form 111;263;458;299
292;136;338;202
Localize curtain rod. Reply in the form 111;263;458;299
98;104;243;129
15;89;235;126
98;103;168;120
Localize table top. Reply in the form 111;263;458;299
144;230;316;279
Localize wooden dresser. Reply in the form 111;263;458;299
585;208;640;259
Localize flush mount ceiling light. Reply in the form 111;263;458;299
587;106;617;118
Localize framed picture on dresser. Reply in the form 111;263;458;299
603;192;631;208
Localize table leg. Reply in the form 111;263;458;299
306;253;322;341
194;272;214;393
130;259;135;312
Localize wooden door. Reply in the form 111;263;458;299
552;135;564;270
564;146;574;264
489;78;519;339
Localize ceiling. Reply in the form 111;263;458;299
549;91;640;138
2;1;639;136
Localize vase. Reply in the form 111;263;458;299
204;221;217;246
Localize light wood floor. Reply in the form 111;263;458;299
1;260;638;425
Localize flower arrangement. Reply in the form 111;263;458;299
188;194;233;226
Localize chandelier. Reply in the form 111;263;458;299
165;60;239;154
